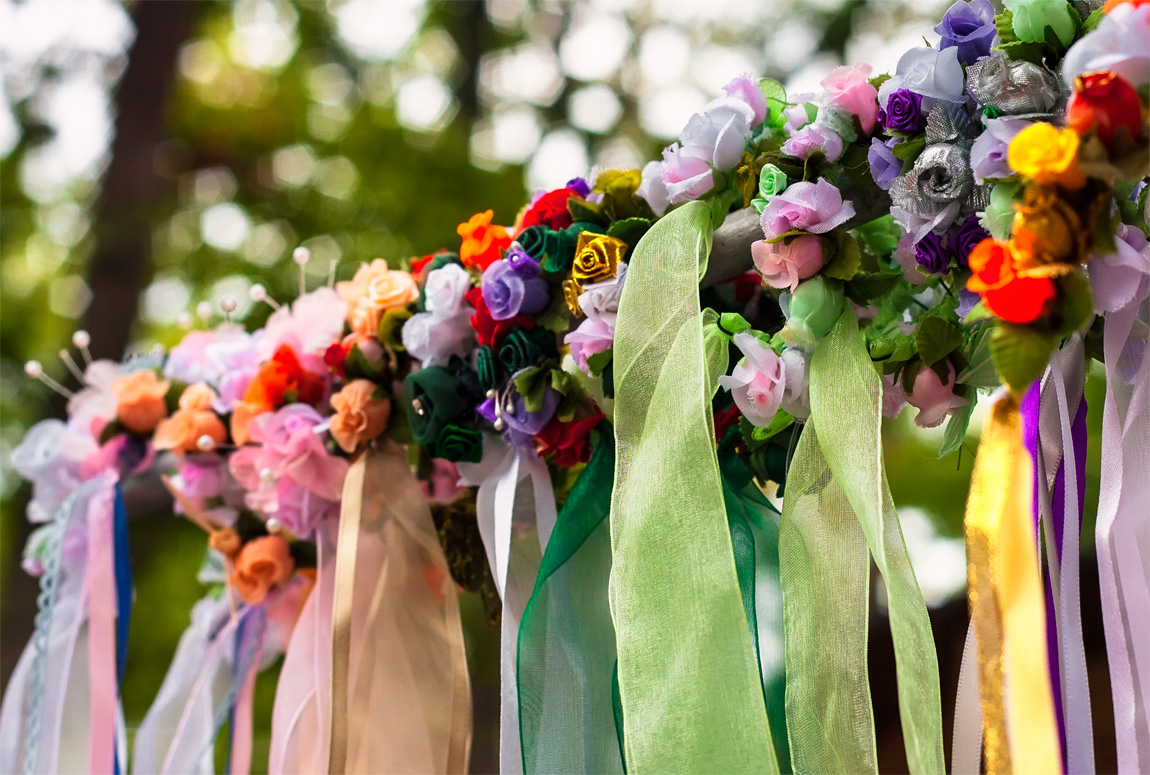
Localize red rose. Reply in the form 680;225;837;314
535;414;603;467
713;402;742;444
518;188;578;233
966;239;1057;324
410;253;438;281
323;342;348;377
465;287;534;348
1067;71;1144;146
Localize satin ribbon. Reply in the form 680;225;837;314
1097;294;1150;772
609;200;778;773
951;622;983;775
87;477;119;775
964;390;1059;774
459;439;555;775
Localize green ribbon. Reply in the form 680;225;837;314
609;200;778;774
781;310;945;773
517;424;623;774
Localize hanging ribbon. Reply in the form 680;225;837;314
964;390;1060;774
87;477;120;775
1096;294;1150;772
328;440;472;774
609;200;778;773
459;439;555;775
516;423;622;775
782;309;945;774
951;622;983;775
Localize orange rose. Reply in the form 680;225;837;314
153;398;228;453
330;379;390;453
229;535;295;605
179;382;217;411
336;259;419;337
457;210;511;270
966;238;1057;324
112;370;170;434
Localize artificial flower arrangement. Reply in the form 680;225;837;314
4;1;1148;773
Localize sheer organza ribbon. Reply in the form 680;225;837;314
781;310;944;774
964;390;1059;774
328;441;471;774
609;199;779;773
458;439;555;775
1096;294;1150;772
516;424;623;774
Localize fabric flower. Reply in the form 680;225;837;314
67;359;122;436
518;187;578;233
779;276;845;350
235;344;326;425
335;263;417;339
404;366;473;448
970;117;1031;183
1003;0;1078;48
779;349;810;419
1089;224;1150;313
153;383;228;454
878;47;967;109
428;424;484;464
329;380;390;453
759;180;856;240
1067;71;1144;146
481;259;548;320
402;309;476;367
229;536;294;605
566;315;616;374
1011;186;1083;265
752;235;826;292
783;99;815;133
576;262;627;320
497;389;560;448
10;418;97;523
637;160;670;216
868;138;905;191
881;374;908;418
458;210;512;271
661;144;716;204
781;124;845;162
982;182;1022;240
498;326;558;374
949;215;990;268
571;233;626;287
758;164;788;198
820;62;879;134
422;263;473;316
935;0;998;64
535;415;603;468
723;73;768;126
878;89;925;132
915;232;952;274
907;361;969;429
888;143;974;237
465;287;533;348
718;333;786;427
679;96;757;170
517;225;583;273
966;238;1057;323
1061;3;1150;88
112;370;170;434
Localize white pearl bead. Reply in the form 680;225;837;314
196;435;216;451
177;311;194;329
248;284;267;301
259;467;276;484
71;330;91;348
266;517;282;534
292;246;310;265
196;301;213;320
220;295;238;314
24;360;43;378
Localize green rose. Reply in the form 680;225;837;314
476;346;500;390
404;366;471;447
499;326;558;374
759;164;788;198
1003;0;1077;47
983;182;1022;241
429;424;484;463
517;226;578;274
779;275;845;350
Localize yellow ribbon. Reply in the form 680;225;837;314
328;451;365;774
963;393;1059;774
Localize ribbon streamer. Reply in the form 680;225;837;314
964;391;1059;774
609;200;778;773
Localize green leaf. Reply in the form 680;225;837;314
706;186;742;229
585;348;613;377
822;233;862;281
868;333;916;365
854;215;901;264
536;287;573;333
759;78;788;128
963;301;995;323
606;216;651;247
567;197;607;225
994;8;1018;45
514;366;550;412
989;323;1057;392
957;322;1000;389
938;398;975;459
915;316;964;368
344;344;383;380
843;269;902;305
1053;271;1095;337
1081;7;1104;33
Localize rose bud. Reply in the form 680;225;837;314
1067;71;1144;146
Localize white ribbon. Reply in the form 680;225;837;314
951;621;982;775
459;439;556;775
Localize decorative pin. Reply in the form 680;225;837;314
220;295;238;323
248;284;281;310
265;517;282;535
72;330;93;366
24;360;75;399
293;246;310;297
411;397;425;416
59;349;85;383
326;258;339;289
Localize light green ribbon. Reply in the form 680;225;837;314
781;309;944;773
609;200;779;774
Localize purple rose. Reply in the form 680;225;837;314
949;215;990;268
480;388;560;447
914;231;952;274
868;137;904;190
878;89;925;132
935;0;997;65
970;117;1031;183
566;177;592;197
759;180;856;240
505;247;541;277
481;259;548;321
781;124;845;162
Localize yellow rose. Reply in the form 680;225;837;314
571;233;626;286
1007;123;1085;190
562;278;583;318
1010;186;1084;266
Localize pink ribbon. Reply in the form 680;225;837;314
86;478;118;775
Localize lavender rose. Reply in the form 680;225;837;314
868;137;904;190
481;259;548;320
914;231;952;274
760;180;856;241
935;0;997;65
878;89;925;132
969;117;1031;183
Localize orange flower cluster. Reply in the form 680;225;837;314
231;345;326;444
967;239;1058;324
228;535;295;605
457;210;511;270
111;370;170;434
154;383;228;453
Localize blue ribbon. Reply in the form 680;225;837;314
112;486;132;775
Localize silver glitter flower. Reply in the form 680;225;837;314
965;56;1063;116
889;143;975;217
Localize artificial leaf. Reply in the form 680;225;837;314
536;286;573;333
585;348;613;377
892;135;927;166
915;316;964;367
844;269;902;305
345;344;383;380
938;398;975;459
567;197;607;225
514;366;549;413
606;217;651;248
758;78;788;128
989;323;1057;392
1080;7;1104;33
1053;271;1095;337
868;333;916;365
822;233;863;281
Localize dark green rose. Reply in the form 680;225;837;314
517;226;578;275
429;424;484;463
499;326;558;374
476;346;501;390
404;366;472;446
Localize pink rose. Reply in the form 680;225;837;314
906;362;968;429
820;63;879;134
661;144;715;204
781;124;845;162
881;374;908;418
723;73;768;126
760;180;856;240
638;160;670;216
717;333;787;427
752;235;826;292
565;314;615;374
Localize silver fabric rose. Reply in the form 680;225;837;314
889;143;975;217
925;103;977;145
965;56;1063;116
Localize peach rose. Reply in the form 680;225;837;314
229;400;266;447
112;370;170;434
330;379;390;453
179;382;217;411
336;259;419;337
229;535;295;605
153;408;228;453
